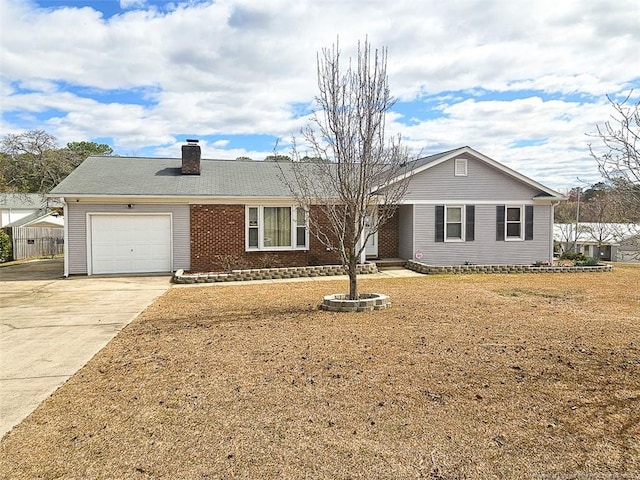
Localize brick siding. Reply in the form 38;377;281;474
377;207;399;258
190;204;339;272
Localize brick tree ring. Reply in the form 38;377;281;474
320;293;391;312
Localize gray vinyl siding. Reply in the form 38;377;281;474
404;155;542;201
413;204;552;265
398;204;414;259
67;203;190;274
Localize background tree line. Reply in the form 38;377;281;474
555;181;640;225
0;130;112;193
557;93;640;227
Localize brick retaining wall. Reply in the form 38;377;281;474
405;260;613;275
173;262;378;284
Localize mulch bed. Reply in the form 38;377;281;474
1;266;639;479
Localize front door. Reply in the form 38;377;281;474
365;214;378;258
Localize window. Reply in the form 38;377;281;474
506;206;522;240
295;208;307;247
248;207;259;248
264;207;291;247
454;158;467;176
435;205;475;242
445;206;463;241
496;205;533;241
246;206;308;251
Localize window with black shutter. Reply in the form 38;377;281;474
496;205;505;241
525;205;534;240
435;205;444;242
465;205;475;241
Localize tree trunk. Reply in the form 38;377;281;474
348;253;358;300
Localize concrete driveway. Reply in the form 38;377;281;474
0;258;171;438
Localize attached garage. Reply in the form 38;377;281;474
88;214;172;275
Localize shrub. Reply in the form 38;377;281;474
575;256;599;267
257;254;281;269
0;229;11;263
214;254;251;272
307;254;323;267
560;251;586;262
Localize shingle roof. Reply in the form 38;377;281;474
50;157;304;198
49;146;564;200
554;223;640;243
49;150;461;199
4;209;64;228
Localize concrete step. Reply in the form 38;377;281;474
372;258;407;269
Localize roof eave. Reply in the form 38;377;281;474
49;193;301;204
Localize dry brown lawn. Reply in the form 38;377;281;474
2;266;639;479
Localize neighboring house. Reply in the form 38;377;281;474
49;142;565;276
554;223;640;262
0;193;60;227
1;194;64;261
3;210;64;229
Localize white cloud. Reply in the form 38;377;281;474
120;0;147;9
1;0;639;189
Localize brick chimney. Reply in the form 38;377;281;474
181;139;201;175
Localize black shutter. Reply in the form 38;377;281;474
496;205;505;241
525;205;534;240
435;205;444;242
465;205;475;241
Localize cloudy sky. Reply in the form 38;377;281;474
1;0;639;190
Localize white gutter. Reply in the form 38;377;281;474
62;198;69;278
550;201;560;264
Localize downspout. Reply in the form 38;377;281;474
573;187;581;253
550;201;559;265
62;198;69;277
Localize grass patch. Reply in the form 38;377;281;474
495;287;585;300
1;266;639;479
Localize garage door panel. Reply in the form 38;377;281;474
91;215;171;274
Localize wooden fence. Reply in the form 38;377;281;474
7;227;64;260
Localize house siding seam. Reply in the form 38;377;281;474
189;204;339;273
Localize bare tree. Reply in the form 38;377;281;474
589;93;640;219
1;130;60;192
280;39;412;300
554;222;576;255
0;131;112;193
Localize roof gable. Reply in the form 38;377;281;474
384;146;564;200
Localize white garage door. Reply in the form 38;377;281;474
90;214;172;274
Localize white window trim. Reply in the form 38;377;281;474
505;205;524;241
454;158;468;176
444;205;465;242
245;205;309;251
